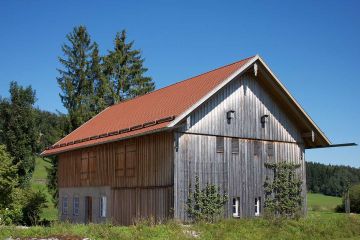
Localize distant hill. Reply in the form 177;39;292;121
306;161;360;197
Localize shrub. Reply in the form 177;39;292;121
19;189;47;226
264;162;303;218
0;188;47;226
186;176;228;223
336;184;360;213
0;145;18;208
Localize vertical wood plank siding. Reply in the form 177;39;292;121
58;131;174;225
174;72;306;220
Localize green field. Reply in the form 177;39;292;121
307;193;342;212
31;157;58;221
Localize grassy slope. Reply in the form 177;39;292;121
31;157;58;221
307;193;342;212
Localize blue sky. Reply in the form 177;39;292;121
0;0;359;167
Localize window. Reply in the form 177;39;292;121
125;143;136;177
81;151;97;180
115;145;125;177
100;196;107;218
81;152;89;180
73;197;79;216
232;197;240;217
231;138;239;154
254;141;261;157
255;197;261;216
216;137;224;153
267;143;274;157
62;196;68;215
115;143;137;177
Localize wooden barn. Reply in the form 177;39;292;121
41;55;331;225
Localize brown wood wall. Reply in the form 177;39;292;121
57;131;174;224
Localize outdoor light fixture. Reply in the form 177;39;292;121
227;110;235;124
261;114;269;128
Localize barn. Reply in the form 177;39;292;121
41;55;331;225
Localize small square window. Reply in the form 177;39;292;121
216;137;224;153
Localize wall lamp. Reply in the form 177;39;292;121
227;110;235;124
261;114;269;128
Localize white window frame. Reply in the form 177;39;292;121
232;197;240;217
62;196;68;215
255;197;261;216
100;196;107;218
73;197;80;216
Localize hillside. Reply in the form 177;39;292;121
31;157;58;221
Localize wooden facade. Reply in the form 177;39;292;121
56;61;319;225
174;72;306;220
58;131;174;225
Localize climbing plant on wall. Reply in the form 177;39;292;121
186;176;228;223
264;162;303;218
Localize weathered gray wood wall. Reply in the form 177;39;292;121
174;71;306;220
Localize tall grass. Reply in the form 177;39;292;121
1;212;359;240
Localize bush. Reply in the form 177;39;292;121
20;189;47;226
0;188;47;226
336;184;360;213
186;176;228;223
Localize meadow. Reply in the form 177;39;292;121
1;158;358;240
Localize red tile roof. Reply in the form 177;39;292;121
41;56;255;156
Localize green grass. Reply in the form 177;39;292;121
1;212;359;240
24;160;356;239
30;157;58;221
307;193;342;212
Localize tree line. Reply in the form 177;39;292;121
306;161;360;197
0;25;154;225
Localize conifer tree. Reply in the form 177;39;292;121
57;26;94;131
89;42;110;114
104;30;154;104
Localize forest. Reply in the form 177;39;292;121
306;161;360;197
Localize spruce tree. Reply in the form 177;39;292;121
57;25;94;131
0;82;38;187
104;30;154;104
89;42;110;114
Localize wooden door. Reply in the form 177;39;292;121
85;196;92;223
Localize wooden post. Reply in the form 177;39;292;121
345;189;350;214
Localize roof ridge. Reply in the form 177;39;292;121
108;55;256;108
